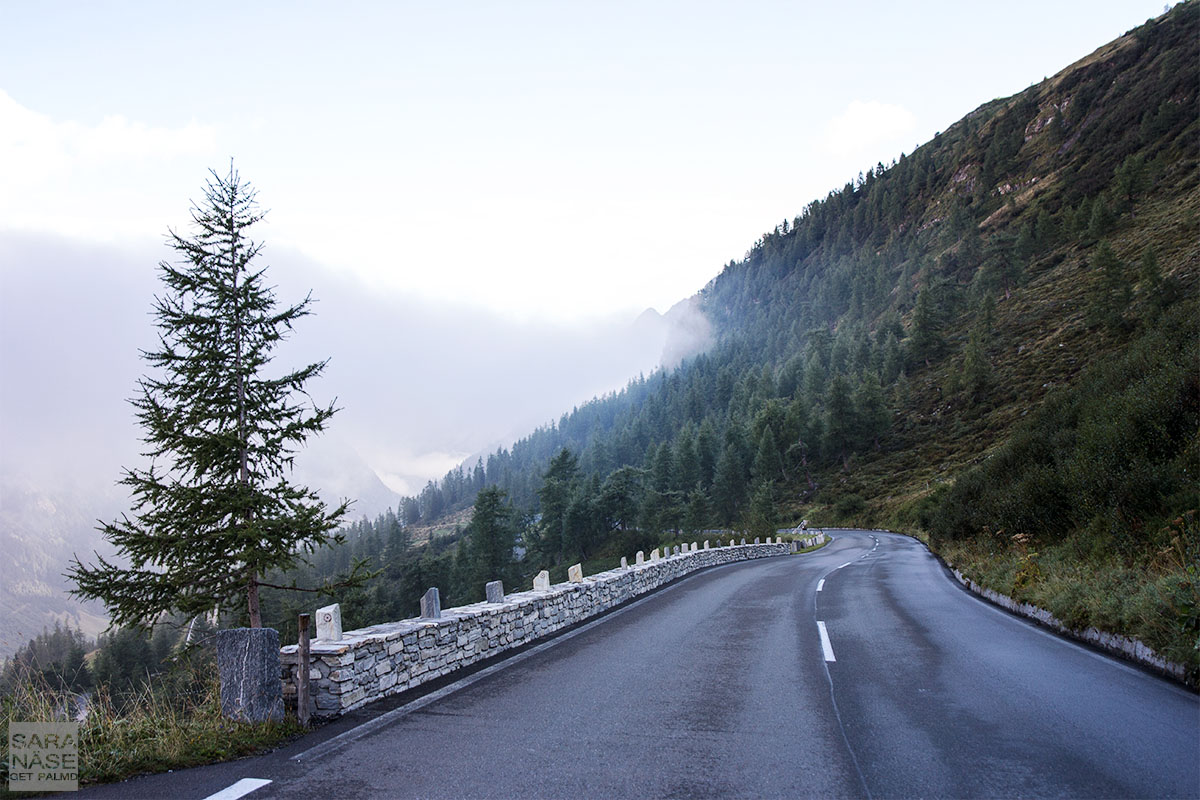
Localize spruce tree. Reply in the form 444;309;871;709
533;448;579;564
465;487;518;599
906;284;943;368
823;374;855;468
69;166;348;629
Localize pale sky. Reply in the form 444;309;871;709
0;0;1184;503
1;1;1179;323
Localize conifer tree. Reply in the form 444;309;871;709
961;325;992;404
752;425;785;487
824;374;855;468
852;373;890;449
69;167;348;629
532;448;579;564
1087;241;1131;331
746;482;777;540
712;442;748;526
465;487;518;598
906;284;943;368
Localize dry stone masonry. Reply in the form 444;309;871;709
281;540;801;718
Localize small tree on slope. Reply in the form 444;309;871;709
69;166;348;629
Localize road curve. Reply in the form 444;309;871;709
79;530;1199;799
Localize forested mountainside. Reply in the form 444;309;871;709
254;4;1197;674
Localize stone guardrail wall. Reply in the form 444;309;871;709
281;535;824;718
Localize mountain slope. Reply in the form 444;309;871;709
308;2;1198;676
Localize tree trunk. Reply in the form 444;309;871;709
247;571;261;628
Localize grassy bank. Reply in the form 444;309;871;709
933;516;1199;685
0;667;302;794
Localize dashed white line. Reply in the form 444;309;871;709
817;578;825;592
202;778;272;800
817;621;836;662
837;561;852;570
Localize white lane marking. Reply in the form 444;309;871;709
837;561;852;570
202;778;272;800
817;578;825;592
818;621;836;662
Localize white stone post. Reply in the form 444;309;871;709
315;603;342;641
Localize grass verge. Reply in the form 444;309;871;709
1;668;303;795
934;522;1200;687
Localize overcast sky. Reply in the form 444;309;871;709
0;0;1179;499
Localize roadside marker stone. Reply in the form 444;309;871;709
420;587;441;619
568;564;584;583
636;550;644;565
620;556;628;569
315;603;343;641
485;581;505;604
533;570;551;591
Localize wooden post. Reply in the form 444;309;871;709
297;613;311;727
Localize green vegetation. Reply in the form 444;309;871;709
68;166;353;631
0;625;300;792
315;3;1196;680
16;12;1193;786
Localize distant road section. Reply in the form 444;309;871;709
82;531;1199;799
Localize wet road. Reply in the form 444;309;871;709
80;531;1199;799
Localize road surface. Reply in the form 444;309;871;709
78;530;1199;799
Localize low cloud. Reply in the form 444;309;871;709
0;230;686;512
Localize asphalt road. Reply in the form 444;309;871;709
77;531;1199;799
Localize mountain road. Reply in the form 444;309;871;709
76;530;1199;799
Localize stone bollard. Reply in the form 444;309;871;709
315;603;342;641
672;545;680;555
741;538;747;545
790;541;798;553
216;628;284;723
754;537;760;544
485;580;505;603
704;540;710;550
421;587;441;619
651;548;660;562
568;564;584;583
533;570;551;591
620;556;628;569
636;550;644;565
